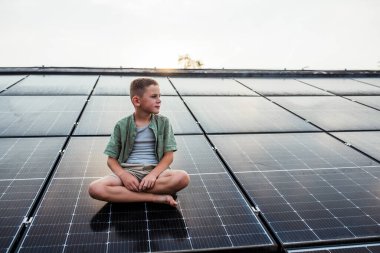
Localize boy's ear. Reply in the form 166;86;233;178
132;95;140;106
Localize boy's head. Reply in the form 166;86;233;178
130;78;161;114
130;78;159;99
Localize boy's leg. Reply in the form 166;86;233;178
88;175;177;206
145;170;190;195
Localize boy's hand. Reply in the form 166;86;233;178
139;173;157;191
119;172;139;192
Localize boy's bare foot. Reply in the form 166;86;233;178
154;195;178;207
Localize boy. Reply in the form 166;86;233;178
89;78;189;207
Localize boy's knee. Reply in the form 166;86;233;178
177;170;190;188
88;181;106;200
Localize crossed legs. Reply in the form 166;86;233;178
88;170;190;207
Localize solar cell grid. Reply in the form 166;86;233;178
0;179;45;253
0;137;64;253
211;133;380;245
169;77;256;96
74;96;201;135
271;96;380;131
297;78;380;95
0;138;65;180
237;78;331;96
94;76;177;95
211;133;377;173
0;96;87;136
240;168;380;244
17;135;274;252
287;243;380;252
2;75;98;95
184;96;318;133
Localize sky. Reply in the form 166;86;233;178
1;0;380;70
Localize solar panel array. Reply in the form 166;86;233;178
0;74;380;253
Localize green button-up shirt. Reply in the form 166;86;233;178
104;114;177;164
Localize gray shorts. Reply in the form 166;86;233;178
112;164;168;182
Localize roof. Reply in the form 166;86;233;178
1;68;380;253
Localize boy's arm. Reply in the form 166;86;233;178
107;157;139;192
139;151;173;191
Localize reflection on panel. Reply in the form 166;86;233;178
74;96;200;135
211;133;380;245
210;133;377;173
184;96;318;133
18;135;274;252
0;96;86;136
347;96;380;110
271;96;380;131
74;96;134;136
333;131;380;162
3;75;98;95
0;75;25;92
93;76;132;95
173;135;226;174
298;78;380;95
94;76;177;95
170;77;255;96
238;78;330;96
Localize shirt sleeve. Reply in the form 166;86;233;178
164;117;177;153
104;123;122;159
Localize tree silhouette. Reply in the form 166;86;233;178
178;54;204;69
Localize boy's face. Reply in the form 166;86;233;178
135;84;161;114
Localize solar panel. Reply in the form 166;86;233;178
17;135;275;252
184;96;319;133
333;131;380;162
0;179;45;253
0;75;25;92
297;78;380;95
346;96;380;110
210;133;377;173
169;77;256;96
271;96;380;131
2;75;98;95
237;78;331;96
287;243;380;253
74;96;201;135
94;76;177;95
0;96;86;136
354;78;380;88
0;138;65;179
4;72;380;252
210;133;380;246
0;137;64;253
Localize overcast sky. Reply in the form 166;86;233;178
1;0;380;69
